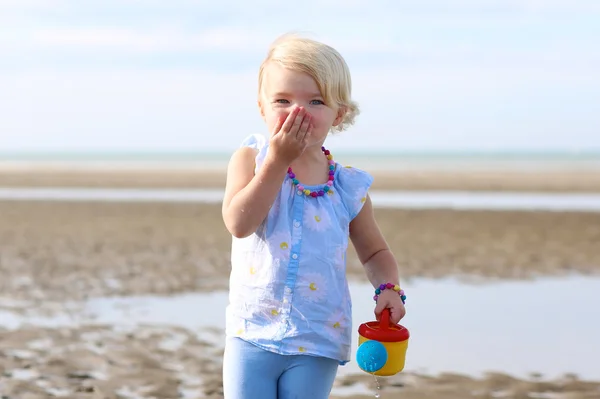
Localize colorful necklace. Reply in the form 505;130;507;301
287;146;335;198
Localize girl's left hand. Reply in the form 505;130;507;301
374;288;406;325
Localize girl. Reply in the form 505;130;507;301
221;34;407;399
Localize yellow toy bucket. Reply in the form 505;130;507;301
356;308;409;376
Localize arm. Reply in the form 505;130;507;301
221;147;289;238
223;106;313;238
350;194;406;323
349;195;399;288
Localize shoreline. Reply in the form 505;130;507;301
2;167;600;193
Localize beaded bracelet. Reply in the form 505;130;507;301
373;283;406;304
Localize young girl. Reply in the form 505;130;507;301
221;34;407;399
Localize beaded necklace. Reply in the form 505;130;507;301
287;146;335;198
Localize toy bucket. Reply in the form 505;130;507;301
356;308;409;376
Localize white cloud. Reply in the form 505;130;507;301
30;27;271;53
2;0;599;17
0;0;598;152
2;0;598;65
16;24;597;75
0;0;66;9
380;0;600;14
27;26;410;55
34;0;600;15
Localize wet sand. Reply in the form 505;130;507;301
1;168;600;398
2;166;600;192
1;201;600;303
2;321;598;399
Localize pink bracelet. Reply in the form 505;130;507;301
373;283;406;304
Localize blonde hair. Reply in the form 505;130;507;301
258;33;359;133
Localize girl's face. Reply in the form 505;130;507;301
258;63;344;146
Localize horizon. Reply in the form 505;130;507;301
2;148;600;160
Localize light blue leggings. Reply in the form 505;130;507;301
222;337;339;399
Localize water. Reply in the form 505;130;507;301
2;276;599;381
0;187;226;203
346;276;600;381
373;375;381;398
2;150;599;171
1;187;600;212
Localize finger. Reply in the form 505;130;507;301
296;114;312;140
391;307;404;324
288;107;306;135
271;116;285;136
398;305;406;320
374;301;387;320
302;123;313;143
279;107;301;135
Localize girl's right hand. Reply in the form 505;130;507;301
268;107;313;165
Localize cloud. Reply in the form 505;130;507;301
0;0;66;9
3;0;598;66
1;0;598;152
397;0;600;14
4;0;599;14
30;27;271;53
17;24;597;74
26;26;410;56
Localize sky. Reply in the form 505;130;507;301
1;0;599;153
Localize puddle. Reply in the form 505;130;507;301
1;187;600;211
1;276;599;381
345;276;600;381
0;306;80;330
0;187;225;204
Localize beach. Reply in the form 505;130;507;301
1;165;600;398
2;163;600;192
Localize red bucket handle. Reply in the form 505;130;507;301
380;308;390;330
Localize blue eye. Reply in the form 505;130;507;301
310;100;325;105
274;99;289;104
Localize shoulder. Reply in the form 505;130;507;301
227;146;258;171
239;133;268;150
226;133;269;172
224;135;265;199
333;164;374;220
335;164;374;187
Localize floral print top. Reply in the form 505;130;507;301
225;134;373;364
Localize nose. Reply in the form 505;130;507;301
275;105;308;122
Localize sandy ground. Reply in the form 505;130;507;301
1;201;600;303
1;168;600;398
2;320;598;399
2;166;600;192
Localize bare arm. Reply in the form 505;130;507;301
350;194;406;323
223;106;313;238
349;195;400;288
221;147;289;238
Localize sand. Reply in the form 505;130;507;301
1;201;600;304
2;324;599;399
1;167;600;398
2;166;600;192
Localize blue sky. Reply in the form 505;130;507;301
1;0;599;153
